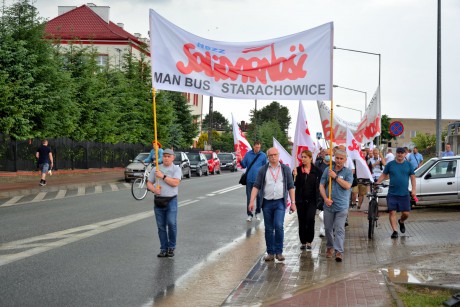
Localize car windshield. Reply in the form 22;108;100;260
414;158;437;177
188;153;201;161
204;153;212;160
174;153;182;162
133;153;149;162
218;154;233;160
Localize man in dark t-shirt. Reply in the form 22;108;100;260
36;139;53;186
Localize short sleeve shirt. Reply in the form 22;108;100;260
320;166;353;212
37;145;51;164
148;164;182;197
383;160;414;196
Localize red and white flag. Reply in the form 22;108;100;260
273;137;293;171
346;128;373;181
292;101;319;166
232;113;252;169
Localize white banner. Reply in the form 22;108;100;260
292;101;319;166
149;9;333;100
273;137;293;171
232;113;251;169
317;87;381;144
346;128;373;181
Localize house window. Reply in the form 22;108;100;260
398;131;405;139
96;54;108;67
410;131;417;138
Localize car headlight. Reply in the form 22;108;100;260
126;168;132;172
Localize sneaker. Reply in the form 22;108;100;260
398;219;406;233
345;219;349;227
335;251;343;262
357;206;361;210
275;254;285;261
326;247;333;258
306;243;312;250
42;180;46;186
246;216;253;222
39;180;44;186
391;231;398;239
167;248;175;257
300;244;306;250
255;214;260;221
157;250;168;258
264;254;275;261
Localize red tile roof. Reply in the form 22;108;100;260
45;5;144;46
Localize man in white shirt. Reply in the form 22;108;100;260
385;149;395;164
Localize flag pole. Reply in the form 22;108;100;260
152;88;160;188
328;100;333;199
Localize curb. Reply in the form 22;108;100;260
381;269;405;307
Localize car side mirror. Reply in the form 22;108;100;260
129;159;133;163
424;173;432;179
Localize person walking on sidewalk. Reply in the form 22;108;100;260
249;147;296;262
35;139;53;186
376;147;416;239
319;149;353;262
147;148;182;258
408;146;423;170
238;141;267;222
292;150;321;250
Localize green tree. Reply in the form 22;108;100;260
168;91;199;148
380;114;395;144
247;101;290;144
0;0;78;139
202;111;230;131
257;120;288;150
213;131;234;152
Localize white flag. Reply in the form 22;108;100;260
346;128;373;181
292;101;319;166
273;137;293;171
232;113;252;169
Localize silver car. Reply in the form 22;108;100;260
378;156;460;206
124;152;150;182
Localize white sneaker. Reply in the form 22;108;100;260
246;216;253;222
255;214;261;221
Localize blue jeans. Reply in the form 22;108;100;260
262;198;286;255
154;196;178;251
323;209;348;253
246;181;261;216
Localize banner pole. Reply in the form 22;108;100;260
152;88;160;188
328;100;333;200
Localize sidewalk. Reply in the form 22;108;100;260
0;168;125;199
223;204;460;306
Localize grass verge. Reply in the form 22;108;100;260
396;284;453;306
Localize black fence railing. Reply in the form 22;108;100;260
0;134;150;172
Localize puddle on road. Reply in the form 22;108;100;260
382;267;460;288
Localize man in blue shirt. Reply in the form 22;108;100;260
408;146;423;170
144;141;163;164
442;143;455;157
376;147;416;239
319;149;353;262
239;141;268;222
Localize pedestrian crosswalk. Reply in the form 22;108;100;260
0;182;131;207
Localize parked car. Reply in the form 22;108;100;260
173;151;192;179
378;156;460;206
186;152;209;176
124;152;150;182
200;150;221;174
218;152;237;172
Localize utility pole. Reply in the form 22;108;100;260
254;99;257;141
208;96;213;149
435;0;442;156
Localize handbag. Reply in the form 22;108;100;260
239;153;261;186
154;195;176;208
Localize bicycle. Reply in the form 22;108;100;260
131;162;152;200
366;182;387;239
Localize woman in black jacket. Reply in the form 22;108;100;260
293;150;322;250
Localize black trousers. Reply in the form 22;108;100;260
296;200;317;244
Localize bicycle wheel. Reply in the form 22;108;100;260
132;177;148;200
368;218;375;239
367;199;378;239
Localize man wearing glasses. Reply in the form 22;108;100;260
249;148;296;262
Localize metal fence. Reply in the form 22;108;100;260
0;134;150;172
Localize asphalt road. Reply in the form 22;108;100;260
0;171;262;307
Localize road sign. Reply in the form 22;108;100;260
389;121;404;137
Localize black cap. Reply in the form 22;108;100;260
396;147;405;153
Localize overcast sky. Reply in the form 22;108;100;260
31;0;460;139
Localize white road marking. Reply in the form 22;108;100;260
123;183;131;188
0;199;202;266
95;185;102;193
216;186;242;194
212;185;241;194
31;192;47;202
77;187;85;196
206;194;215;197
110;183;119;191
55;190;66;199
1;196;24;207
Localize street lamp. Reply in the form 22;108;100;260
336;104;362;120
333;84;367;111
334;46;381;144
